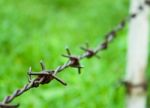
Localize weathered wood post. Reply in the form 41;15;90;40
125;0;149;108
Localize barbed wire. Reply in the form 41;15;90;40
0;2;149;108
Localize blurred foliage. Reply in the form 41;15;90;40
0;0;149;108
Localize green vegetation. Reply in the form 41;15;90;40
1;0;147;108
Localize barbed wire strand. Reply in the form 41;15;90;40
0;2;149;108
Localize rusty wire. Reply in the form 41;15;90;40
0;3;148;108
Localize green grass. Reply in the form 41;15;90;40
0;0;146;108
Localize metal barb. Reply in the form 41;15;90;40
40;60;46;71
63;48;83;74
28;67;32;82
51;66;67;86
80;43;99;59
27;63;67;86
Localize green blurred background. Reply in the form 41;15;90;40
0;0;149;108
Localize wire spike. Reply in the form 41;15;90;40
28;67;32;74
95;55;101;59
78;67;81;74
40;60;46;71
85;42;89;48
65;47;71;55
80;46;88;52
62;54;70;58
28;67;32;82
52;75;67;86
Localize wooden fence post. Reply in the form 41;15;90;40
125;0;149;108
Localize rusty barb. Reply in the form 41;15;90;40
28;61;67;86
62;48;83;74
80;42;100;59
0;3;149;108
